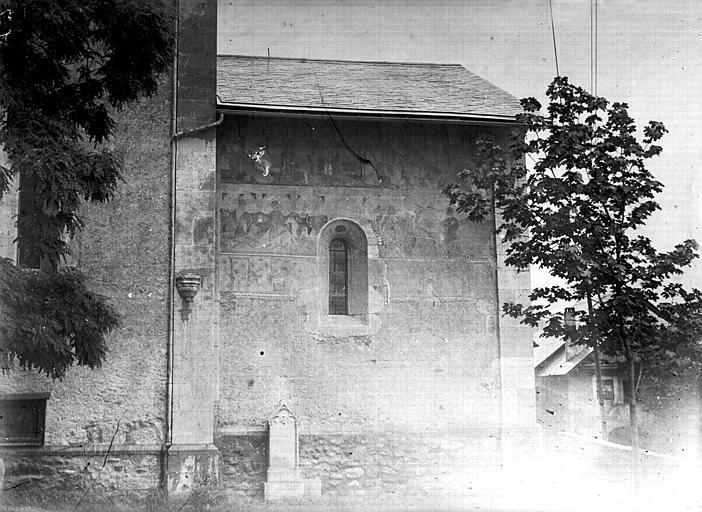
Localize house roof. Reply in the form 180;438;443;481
216;56;522;122
534;337;593;377
533;338;567;368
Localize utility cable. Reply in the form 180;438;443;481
590;0;599;95
594;0;598;95
590;0;594;93
314;76;383;183
548;0;560;77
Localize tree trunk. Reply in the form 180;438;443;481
587;291;608;441
628;354;640;488
593;344;608;440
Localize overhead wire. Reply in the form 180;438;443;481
590;0;599;95
548;0;560;77
590;0;594;93
594;0;598;95
313;74;383;183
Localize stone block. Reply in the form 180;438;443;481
166;444;219;494
264;406;321;500
264;479;305;500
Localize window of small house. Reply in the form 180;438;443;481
601;379;614;401
0;393;50;447
622;378;633;404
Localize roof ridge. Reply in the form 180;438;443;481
217;54;464;68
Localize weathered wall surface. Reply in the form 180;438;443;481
216;115;504;434
0;85;172;447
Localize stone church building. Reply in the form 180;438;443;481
0;0;535;504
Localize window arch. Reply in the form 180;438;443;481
318;219;368;323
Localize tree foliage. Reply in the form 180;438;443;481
0;258;121;379
444;75;702;380
0;0;175;378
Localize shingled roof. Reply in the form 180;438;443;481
217;56;522;121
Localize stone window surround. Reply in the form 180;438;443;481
315;218;370;335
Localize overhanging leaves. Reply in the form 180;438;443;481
0;258;121;379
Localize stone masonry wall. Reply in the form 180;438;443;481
1;447;161;507
217;432;501;501
216;115;504;434
0;85;172;447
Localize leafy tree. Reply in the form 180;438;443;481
0;0;175;378
444;76;702;465
0;260;121;379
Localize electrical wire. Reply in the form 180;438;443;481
548;0;560;77
594;0;598;95
590;0;595;94
314;76;384;183
590;0;599;95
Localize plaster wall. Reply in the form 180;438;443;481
0;86;173;448
216;115;505;434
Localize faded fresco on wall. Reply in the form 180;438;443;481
218;255;314;295
219;186;493;260
217;116;479;188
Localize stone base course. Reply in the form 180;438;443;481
0;445;161;509
216;432;502;502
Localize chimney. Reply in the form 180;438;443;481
564;307;579;360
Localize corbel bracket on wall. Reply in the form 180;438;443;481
175;273;201;321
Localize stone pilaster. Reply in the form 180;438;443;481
495;220;539;455
167;0;219;493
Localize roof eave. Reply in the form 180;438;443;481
217;101;521;125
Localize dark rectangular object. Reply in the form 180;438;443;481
0;392;50;447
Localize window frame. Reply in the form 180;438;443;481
601;378;615;401
0;392;50;447
17;172;54;271
328;238;349;315
17;171;42;269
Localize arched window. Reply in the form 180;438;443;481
329;239;348;315
318;219;368;325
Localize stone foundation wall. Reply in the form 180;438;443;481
216;432;501;500
0;446;161;507
217;435;267;498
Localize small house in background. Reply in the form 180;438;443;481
533;309;630;440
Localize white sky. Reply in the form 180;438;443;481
218;0;702;287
